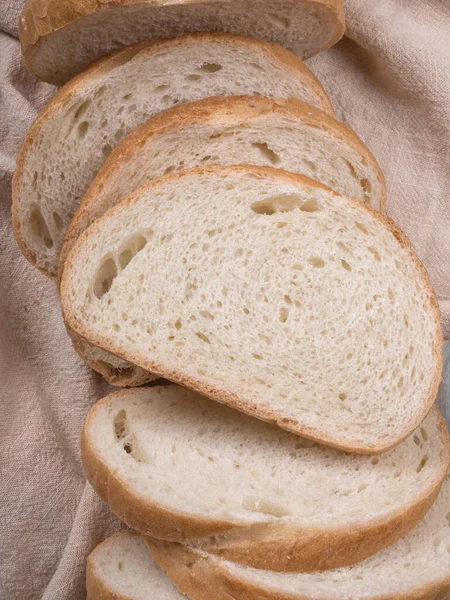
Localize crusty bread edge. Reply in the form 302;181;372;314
67;324;157;386
60;93;385;274
13;32;334;279
82;386;450;571
86;530;142;600
20;0;345;85
145;536;450;600
63;165;443;454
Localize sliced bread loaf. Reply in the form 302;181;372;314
82;385;450;572
86;531;185;600
147;469;450;600
62;166;442;452
20;0;345;85
60;95;385;387
12;33;333;279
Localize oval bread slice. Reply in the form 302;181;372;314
12;33;334;279
86;531;185;600
62;165;442;453
82;386;450;572
60;95;386;388
146;469;450;600
20;0;345;85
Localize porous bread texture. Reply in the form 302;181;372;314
20;0;345;85
146;470;450;600
86;531;184;600
82;385;450;572
12;33;333;278
60;95;385;387
62;166;442;453
62;95;385;269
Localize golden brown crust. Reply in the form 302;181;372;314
86;531;140;600
145;537;450;600
60;93;385;272
20;0;345;85
13;33;334;280
82;386;450;572
63;165;443;454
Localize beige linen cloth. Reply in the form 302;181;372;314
0;0;449;598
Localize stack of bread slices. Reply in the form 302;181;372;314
13;1;450;598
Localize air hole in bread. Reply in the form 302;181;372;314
186;74;201;82
114;128;124;142
117;561;123;571
305;159;317;173
360;178;372;199
122;93;133;101
114;409;128;440
356;222;369;235
309;257;325;268
421;428;428;441
301;199;321;213
73;99;91;121
30;205;53;249
337;241;350;253
102;143;112;157
251;194;306;215
95;85;106;98
162;95;173;104
154;84;170;93
339;393;347;401
252;142;281;165
243;497;290;517
267;13;291;28
93;257;117;299
341;259;352;271
252;353;263;360
164;166;175;175
198;62;222;73
371;457;379;465
53;211;64;230
279;307;289;323
417;456;429;473
196;332;210;344
200;311;214;321
77;121;89;140
123;442;133;454
345;160;358;180
368;246;381;261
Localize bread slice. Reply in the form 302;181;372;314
60;95;386;388
82;385;450;572
20;0;345;85
86;531;185;600
12;34;333;280
62;166;442;453
146;469;450;600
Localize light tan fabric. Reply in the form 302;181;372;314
0;1;449;598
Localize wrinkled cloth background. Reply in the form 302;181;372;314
0;0;449;598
